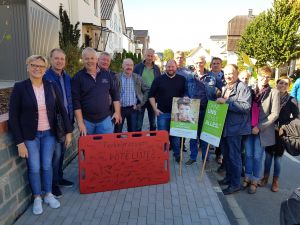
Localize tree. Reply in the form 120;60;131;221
59;4;82;76
237;0;300;74
163;49;174;62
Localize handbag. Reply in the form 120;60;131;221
50;84;66;143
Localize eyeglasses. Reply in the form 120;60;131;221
30;64;46;69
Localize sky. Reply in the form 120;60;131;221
122;0;273;52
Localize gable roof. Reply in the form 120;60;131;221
101;0;116;20
187;44;208;58
133;30;148;37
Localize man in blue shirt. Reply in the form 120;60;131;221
44;48;74;198
114;58;149;132
174;51;193;79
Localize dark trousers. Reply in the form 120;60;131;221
136;101;156;131
221;135;243;188
52;142;65;186
114;106;138;133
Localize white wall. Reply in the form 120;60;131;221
227;51;238;64
35;0;70;17
209;39;227;61
105;1;124;53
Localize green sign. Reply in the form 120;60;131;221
200;101;228;147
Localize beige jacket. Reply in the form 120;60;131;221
258;88;280;147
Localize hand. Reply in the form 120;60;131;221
252;126;260;135
216;98;226;104
112;112;122;124
17;143;28;158
65;133;72;148
134;104;142;111
154;108;163;116
78;121;87;136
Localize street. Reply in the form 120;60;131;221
210;152;300;225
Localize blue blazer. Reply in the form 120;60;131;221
9;79;73;145
44;68;74;123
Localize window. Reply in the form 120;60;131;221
94;0;98;16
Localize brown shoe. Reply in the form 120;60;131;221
258;173;269;187
271;176;279;192
241;177;251;190
248;181;258;194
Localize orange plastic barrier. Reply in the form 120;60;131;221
78;131;170;194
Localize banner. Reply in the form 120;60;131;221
170;97;200;139
200;100;228;147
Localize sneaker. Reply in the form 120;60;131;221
58;179;73;187
33;197;43;215
222;186;240;195
44;193;60;209
185;159;196;166
52;185;62;198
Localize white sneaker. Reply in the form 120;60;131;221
33;197;43;215
44;193;60;209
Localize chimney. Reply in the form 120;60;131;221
248;9;253;17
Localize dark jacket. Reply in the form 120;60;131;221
265;96;299;156
9;79;73;145
133;61;161;80
44;68;74;123
222;80;252;137
71;68;120;122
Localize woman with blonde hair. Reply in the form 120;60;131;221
9;55;73;214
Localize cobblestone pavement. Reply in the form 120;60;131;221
14;151;231;225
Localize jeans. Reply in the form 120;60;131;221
157;113;180;158
114;106;138;132
221;135;242;188
136;101;156;131
190;111;209;161
84;116;114;134
244;134;265;181
52;142;65;186
24;130;56;195
264;151;281;177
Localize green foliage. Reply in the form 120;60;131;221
237;0;300;68
59;4;82;77
163;49;174;62
110;49;142;73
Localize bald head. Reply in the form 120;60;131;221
166;59;177;76
122;58;134;76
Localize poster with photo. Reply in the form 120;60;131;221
200;100;228;147
170;97;200;139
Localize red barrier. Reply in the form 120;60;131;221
78;131;170;194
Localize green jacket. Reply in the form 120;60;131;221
115;73;150;107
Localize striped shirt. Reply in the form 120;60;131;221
120;74;136;107
32;84;50;131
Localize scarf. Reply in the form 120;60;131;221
254;84;271;105
279;92;290;110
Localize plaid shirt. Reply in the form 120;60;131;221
120;74;137;107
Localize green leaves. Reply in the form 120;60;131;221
237;0;300;69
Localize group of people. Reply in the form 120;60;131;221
9;46;300;215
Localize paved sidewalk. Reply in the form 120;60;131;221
14;153;231;225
